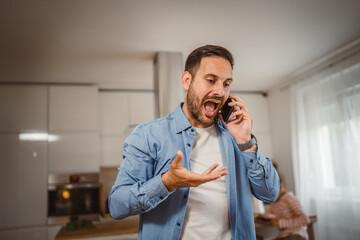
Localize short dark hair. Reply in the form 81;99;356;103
185;45;234;78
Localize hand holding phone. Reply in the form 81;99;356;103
220;97;234;122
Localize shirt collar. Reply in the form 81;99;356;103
174;103;226;133
174;103;192;133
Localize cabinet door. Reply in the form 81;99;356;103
49;86;99;131
99;92;129;166
0;85;47;132
0;226;47;240
129;92;156;126
49;132;99;172
0;134;47;229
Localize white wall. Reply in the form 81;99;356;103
267;86;295;192
239;94;273;158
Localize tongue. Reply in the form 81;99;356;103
204;102;216;115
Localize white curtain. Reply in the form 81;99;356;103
291;52;360;240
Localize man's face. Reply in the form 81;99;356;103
183;56;233;128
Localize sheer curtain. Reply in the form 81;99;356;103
291;52;360;240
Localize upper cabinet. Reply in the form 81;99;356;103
49;86;99;131
129;92;156;126
0;85;47;132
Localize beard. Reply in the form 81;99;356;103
185;84;223;127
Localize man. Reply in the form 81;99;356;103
109;45;280;240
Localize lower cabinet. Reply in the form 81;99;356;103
47;225;62;240
0;134;47;229
0;226;47;240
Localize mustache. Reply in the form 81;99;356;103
202;95;224;104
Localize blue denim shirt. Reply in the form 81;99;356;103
109;103;280;240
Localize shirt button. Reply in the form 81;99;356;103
160;196;164;200
184;195;187;198
187;143;191;147
177;222;181;226
191;129;194;132
250;159;254;163
266;176;269;179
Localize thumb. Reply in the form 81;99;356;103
171;150;183;167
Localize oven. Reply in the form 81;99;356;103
47;172;100;224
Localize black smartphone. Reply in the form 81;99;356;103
220;98;234;122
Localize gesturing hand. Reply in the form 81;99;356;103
161;150;228;192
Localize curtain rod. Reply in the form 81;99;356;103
279;38;360;91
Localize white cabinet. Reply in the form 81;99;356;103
0;85;47;132
0;85;48;230
48;85;100;172
99;92;129;166
49;86;99;131
129;92;156;126
99;91;156;166
0;134;47;229
0;226;47;240
100;92;129;135
49;132;99;172
47;225;62;240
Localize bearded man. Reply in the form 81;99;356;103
109;45;280;240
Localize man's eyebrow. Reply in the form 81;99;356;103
205;73;233;82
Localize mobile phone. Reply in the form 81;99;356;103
220;98;234;122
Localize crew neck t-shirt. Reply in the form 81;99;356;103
180;125;231;240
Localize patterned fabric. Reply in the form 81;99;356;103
265;192;310;240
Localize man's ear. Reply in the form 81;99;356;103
181;71;192;91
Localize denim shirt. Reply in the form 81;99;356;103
109;103;280;240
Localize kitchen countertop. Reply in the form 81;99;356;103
55;220;139;240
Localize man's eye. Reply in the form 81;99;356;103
224;83;231;87
207;79;214;83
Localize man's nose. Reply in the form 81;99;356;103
212;83;225;96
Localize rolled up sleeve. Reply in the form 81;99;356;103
242;148;280;203
108;125;171;219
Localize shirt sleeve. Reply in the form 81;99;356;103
241;147;280;203
108;125;172;219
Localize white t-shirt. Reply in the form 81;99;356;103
180;125;231;240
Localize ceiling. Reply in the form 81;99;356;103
1;0;360;91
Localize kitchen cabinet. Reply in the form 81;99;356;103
48;85;100;172
99;92;129;135
49;132;99;172
128;92;156;126
47;225;62;240
99;92;129;166
0;134;47;229
0;226;47;240
0;85;47;132
49;86;99;131
99;91;156;166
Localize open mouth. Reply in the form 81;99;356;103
203;99;222;117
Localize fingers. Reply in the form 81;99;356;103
200;167;228;183
229;95;249;112
202;163;219;175
201;165;228;179
229;109;252;121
